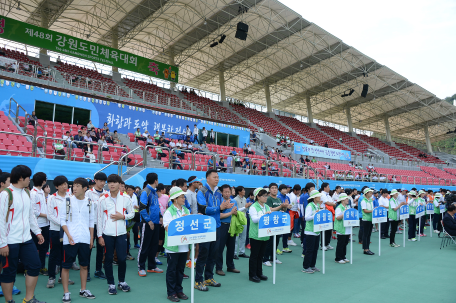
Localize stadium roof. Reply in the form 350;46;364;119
3;0;455;143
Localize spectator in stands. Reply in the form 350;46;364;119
73;130;84;148
243;144;248;155
83;129;93;142
87;120;95;129
89;127;98;141
248;145;253;154
153;131;161;143
235;154;242;168
62;131;77;149
210;129;215;143
185;125;191;142
83;142;96;163
54;139;66;157
121;147;132;165
102;122;109;131
324;142;329;148
146;135;154;147
339;137;343;143
172;153;183;170
232;148;237;156
142;130;150;141
176;140;182;148
43;65;51;77
105;129;114;143
219;158;227;172
57;55;61;63
207;157;214;169
160;132;170;144
156;147;166;160
311;157;317;163
226;154;233;173
99;136;109;151
28;111;38;126
201;127;208;144
135;128;145;141
193;124;199;143
310;139;314;145
22;63;32;72
169;140;176;149
8;62;17;72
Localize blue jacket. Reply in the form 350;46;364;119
373;196;379;208
139;185;161;224
197;183;223;228
220;199;238;223
299;193;310;218
358;193;364;218
277;192;290;213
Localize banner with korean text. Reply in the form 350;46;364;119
294;142;351;161
167;215;216;245
0;15;178;83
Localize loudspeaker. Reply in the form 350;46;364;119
235;22;249;41
361;84;369;98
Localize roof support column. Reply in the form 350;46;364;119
112;26;119;73
219;66;226;102
384;116;392;142
265;83;272;114
306;94;313;124
346;106;353;133
424;124;433;154
169;47;175;89
40;10;48;55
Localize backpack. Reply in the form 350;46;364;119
3;188;30;222
65;197;92;222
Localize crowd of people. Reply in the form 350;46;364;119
0;165;453;303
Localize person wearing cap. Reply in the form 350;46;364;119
417;190;427;237
85;172;108;280
163;187;190;302
378;189;390;239
302;190;323;273
248;188;271;282
407;190;418;241
388;189;405;247
432;193;443;233
234;186;251;259
319;183;335;251
194;169;233;291
334;193;350;263
360;188;375;255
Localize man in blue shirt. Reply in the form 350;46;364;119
195;170;233;291
277;184;292;252
300;183;315;256
215;184;240;276
138;173;163;276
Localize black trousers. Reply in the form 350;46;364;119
408;215;416;239
335;235;349;261
320;229;332;247
390;220;399;244
249;239;267;278
216;223;236;271
381;216;390;237
419;216;425;234
358;218;364;243
137;222;159;271
103;234;127;285
195;240;218;282
32;225;49;269
48;230;62;279
362;221;373;250
166;252;187;296
89;225;104;273
263;235;280;262
303;234;320;269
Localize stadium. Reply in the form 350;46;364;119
0;0;454;302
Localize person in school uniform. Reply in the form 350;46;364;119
192;124;199;144
163;187;191;302
30;172;50;276
210;129;215;144
60;178;96;302
378;189;390;239
388;189;406;247
302;190;323;273
334;193;351;264
46;175;75;288
407;190;418;242
201;127;208;144
360;188;375;255
0;165;45;303
85;172;108;280
248;187;270;283
432;193;443;233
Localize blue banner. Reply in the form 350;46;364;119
372;207;387;223
294;142;351;161
416;205;425;218
400;205;409;220
167;215;216;245
258;212;290;237
314;209;333;232
0;79;250;146
440;204;446;213
426;203;434;214
343;208;359;227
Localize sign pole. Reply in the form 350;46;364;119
191;243;195;303
418;215;421;242
322;231;325;274
273;236;276;285
350;229;353;264
403;219;405;248
430;214;433;238
378;222;381;257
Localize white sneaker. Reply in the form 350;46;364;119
343;259;350;262
326;245;334;250
320;246;327;251
408;238;417;242
263;261;272;267
301;254;304;258
275;259;282;264
335;260;345;264
287;240;297;246
397;231;403;234
433;230;439;234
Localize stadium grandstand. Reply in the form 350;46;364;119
0;0;455;189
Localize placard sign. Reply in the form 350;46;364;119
167;215;216;246
400;205;409;220
440;204;446;213
416;205;425;218
258;212;290;237
343;208;360;227
372;207;387;224
426;203;434;215
313;209;333;232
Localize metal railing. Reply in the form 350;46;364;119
118;146;145;176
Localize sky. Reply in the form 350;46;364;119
279;0;456;99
